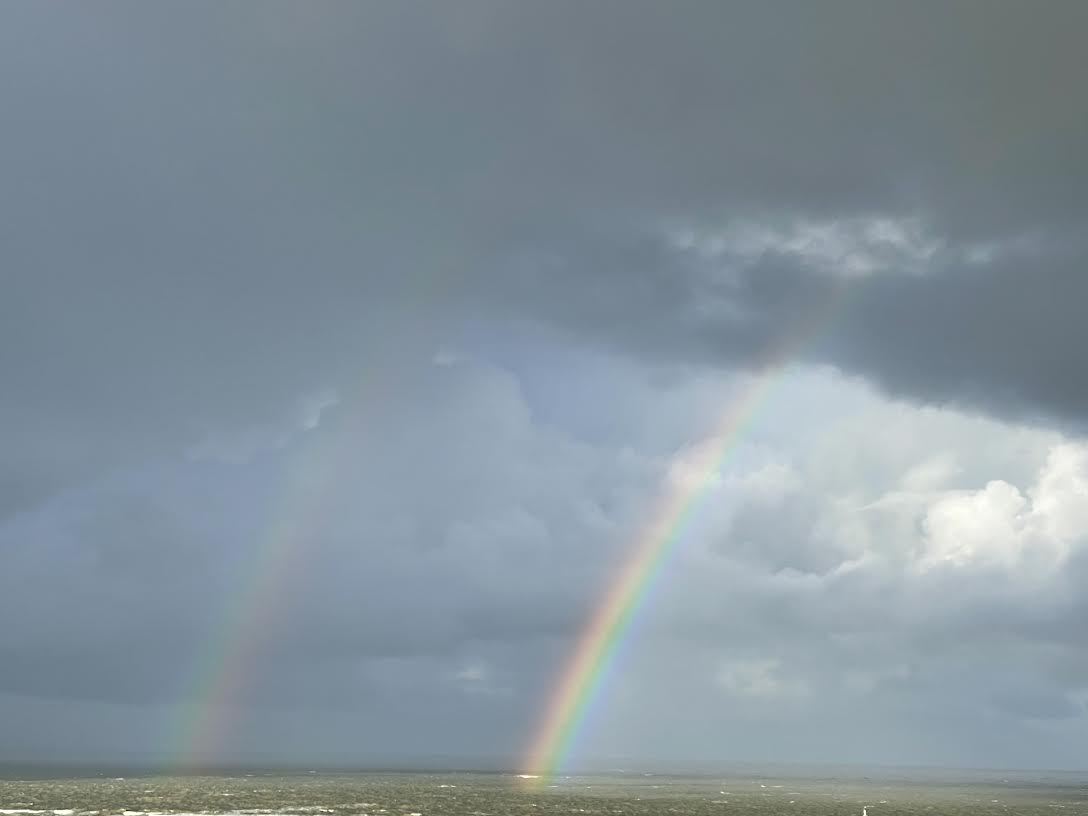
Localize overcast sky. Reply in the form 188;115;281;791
3;1;1088;772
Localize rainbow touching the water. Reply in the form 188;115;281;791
170;279;462;766
171;392;343;768
522;301;842;782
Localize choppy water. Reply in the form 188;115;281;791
1;768;1086;816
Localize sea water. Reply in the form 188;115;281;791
1;766;1086;816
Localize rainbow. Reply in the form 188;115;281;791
522;304;840;781
166;275;842;770
171;393;343;768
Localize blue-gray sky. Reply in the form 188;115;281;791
3;1;1088;771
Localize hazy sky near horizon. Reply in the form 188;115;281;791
3;1;1088;771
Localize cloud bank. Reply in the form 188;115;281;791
2;1;1088;770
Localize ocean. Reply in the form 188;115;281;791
2;765;1087;816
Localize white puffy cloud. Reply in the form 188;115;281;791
570;369;1088;767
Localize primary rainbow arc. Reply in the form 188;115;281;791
522;305;840;781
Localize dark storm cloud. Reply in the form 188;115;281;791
502;225;1088;430
2;0;1087;514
